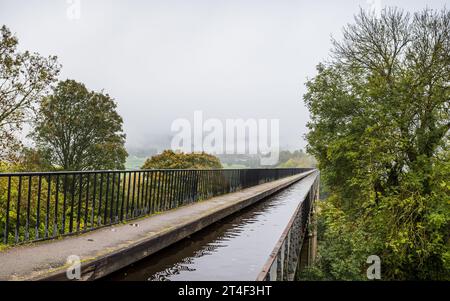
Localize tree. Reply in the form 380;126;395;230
142;150;222;169
304;8;449;280
32;80;127;171
0;25;60;161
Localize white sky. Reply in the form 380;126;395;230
0;0;447;152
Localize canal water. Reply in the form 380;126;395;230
105;177;313;281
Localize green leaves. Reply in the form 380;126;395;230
141;150;222;170
31;80;127;171
303;8;450;280
0;25;60;162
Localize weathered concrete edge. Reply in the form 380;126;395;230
30;171;314;281
256;171;319;281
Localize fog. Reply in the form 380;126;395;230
0;0;446;153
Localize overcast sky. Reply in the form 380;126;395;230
0;0;447;153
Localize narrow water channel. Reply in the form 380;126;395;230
105;178;312;281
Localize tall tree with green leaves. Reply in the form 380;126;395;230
304;8;449;280
0;25;60;162
32;79;127;171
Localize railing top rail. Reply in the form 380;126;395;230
1;165;311;246
0;167;314;177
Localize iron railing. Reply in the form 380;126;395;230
0;168;309;245
256;171;319;281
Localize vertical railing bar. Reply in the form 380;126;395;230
146;171;152;213
172;170;178;207
120;172;126;221
138;171;145;215
161;171;167;210
125;172;131;219
139;171;143;216
198;170;203;199
110;172;116;224
61;174;68;235
98;173;104;226
160;171;167;211
207;170;210;197
170;170;177;209
231;170;235;191
143;171;150;214
115;173;121;222
135;172;141;216
156;171;163;212
141;171;147;215
214;170;219;195
176;170;183;206
3;176;11;244
147;171;153;214
205;170;209;196
195;170;200;201
210;170;214;196
70;174;76;233
53;174;59;238
77;173;83;232
15;176;22;243
148;171;155;214
186;170;191;203
45;175;51;239
84;174;90;230
25;175;32;241
180;170;187;206
164;171;170;210
185;171;191;205
167;171;174;209
190;170;195;201
166;171;172;210
192;170;196;201
91;173;97;229
181;170;186;204
152;171;158;212
35;175;42;240
103;173;110;225
130;172;137;218
193;170;198;202
207;170;209;199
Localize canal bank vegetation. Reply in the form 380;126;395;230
301;8;450;280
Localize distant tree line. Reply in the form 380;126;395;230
217;150;316;169
277;150;317;168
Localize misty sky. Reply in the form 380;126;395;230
0;0;447;152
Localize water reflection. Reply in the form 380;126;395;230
106;181;307;281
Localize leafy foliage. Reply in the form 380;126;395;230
0;25;60;161
0;161;56;245
32;80;127;171
142;150;223;170
303;8;450;280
